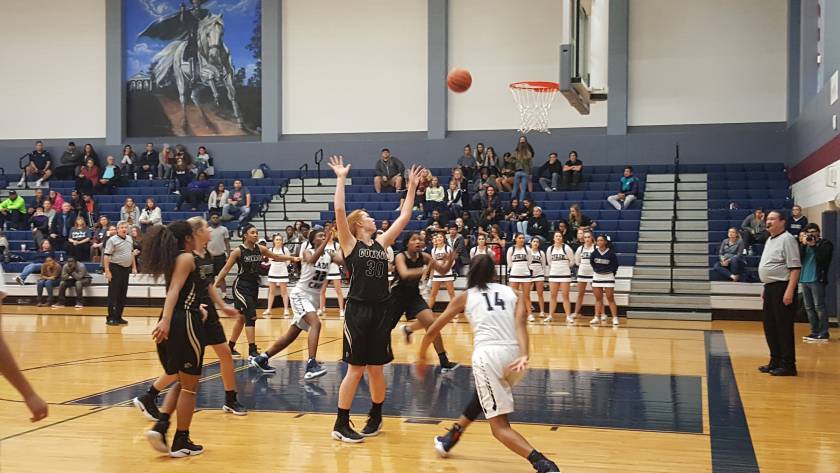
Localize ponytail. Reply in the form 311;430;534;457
142;220;193;283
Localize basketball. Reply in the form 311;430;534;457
447;68;472;93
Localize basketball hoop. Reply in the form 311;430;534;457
509;81;560;134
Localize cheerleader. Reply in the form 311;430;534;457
546;230;576;323
590;234;620;326
428;233;456;311
469;234;492;258
319;227;346;318
573;231;595;319
506;233;531;294
526;238;547;322
263;234;290;317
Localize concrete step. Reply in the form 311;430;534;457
275;194;333;203
264;202;331;211
641;210;709;220
637;242;708;254
673;268;710;279
673;280;712;292
627;310;712;321
644;173;707;183
285;178;348;187
629;294;711;309
642;200;707;210
630;280;672;292
640;220;707;231
645;182;707;192
639;230;708;243
633;267;672;278
675;232;707;242
635;254;709;266
264;211;323;220
643;191;708;201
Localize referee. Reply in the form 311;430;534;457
757;210;801;376
103;222;137;326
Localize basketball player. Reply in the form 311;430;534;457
250;227;342;379
394;232;459;372
142;220;213;457
546;231;576;323
328;154;423;443
133;217;246;421
572;231;595;320
417;254;561;473
215;224;298;358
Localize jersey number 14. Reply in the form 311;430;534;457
481;292;506;312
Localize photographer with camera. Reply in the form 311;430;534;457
799;223;834;343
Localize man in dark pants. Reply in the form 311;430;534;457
757;210;801;376
103;222;136;326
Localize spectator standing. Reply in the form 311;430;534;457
67;217;92;262
120;145;136;176
208;182;229;216
19;140;53;187
757;210;801;376
52;257;91;309
207;213;231;293
139;198;162;232
562;151;583;187
457;145;477;183
120;197;140;228
103;222;136;326
788;205;808;237
537;153;563;192
0;191;27;230
222;180;252;224
138;143;158;179
713;228;746;281
799;223;834;342
76;158;100;195
373;148;405;193
15;240;55;285
54;142;83;180
741;208;768;251
511;140;534;203
35;257;60;306
49;203;76;251
607;166;640;210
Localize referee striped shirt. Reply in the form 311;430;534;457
104;235;134;268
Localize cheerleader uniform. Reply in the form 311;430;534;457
547;244;576;283
591;247;619;288
528;249;547;283
325;240;343;281
431;245;455;282
506;246;531;282
469;246;491;259
575;245;595;284
267;245;290;284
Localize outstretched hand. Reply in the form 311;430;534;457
328;155;351;178
406;165;424;187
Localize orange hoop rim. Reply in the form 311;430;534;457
509;81;560;92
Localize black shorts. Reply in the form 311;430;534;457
389;290;429;328
233;277;259;325
202;303;227;346
211;254;227;276
343;298;395;366
156;309;205;376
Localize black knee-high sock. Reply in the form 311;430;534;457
225;390;237;403
370;401;383;417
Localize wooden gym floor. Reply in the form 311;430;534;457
1;306;838;473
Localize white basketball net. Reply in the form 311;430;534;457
509;82;559;134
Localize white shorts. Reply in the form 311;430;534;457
529;274;545;284
548;274;572;284
289;289;319;331
327;272;342;281
472;345;525;419
267;275;289;284
591;272;615;288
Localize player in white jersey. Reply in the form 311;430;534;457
526;238;547;322
572;231;595;320
427;233;456;311
546;230;577;323
319;225;346;318
250;228;341;380
264;234;291;317
417;254;561;473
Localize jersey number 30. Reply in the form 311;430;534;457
481;292;506;311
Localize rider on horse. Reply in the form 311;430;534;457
139;0;209;84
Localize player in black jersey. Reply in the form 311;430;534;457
140;219;220;457
329;155;423;443
133;217;248;423
393;232;459;372
215;224;298;358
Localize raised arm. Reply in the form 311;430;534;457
328;155;357;256
259;243;299;263
378;165;423;249
302;232;330;264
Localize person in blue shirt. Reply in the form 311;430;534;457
799;223;834;342
787;205;808;237
607;166;640;210
589;234;620;326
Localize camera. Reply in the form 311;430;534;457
806;235;816;243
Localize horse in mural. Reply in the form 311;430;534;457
152;13;244;131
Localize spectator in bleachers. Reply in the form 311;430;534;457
473;167;497;200
562;151;583;188
445;224;469;272
67;217;92;262
138;143;158;180
174;145;194;168
450;167;468;193
379;219;390;232
208;213;231;292
222;179;252;224
178;171;211;211
139;198;162;232
487;224;506;252
95;155;121;195
0;191;27;230
454;217;471;240
49;203;76;251
515;198;534;235
569;227;585;252
120;197;140;229
81;193;98;227
81;143;100;169
527;206;550;243
15;240;55;285
284;224;300;258
48;190;64;210
195;146;212;174
172;157;193;195
120;145;136;176
52;257;91;309
567;203;597;236
472;184;500;212
30;206;49;249
512;139;535;202
90;215;110;263
425;209;448;232
607;166;640;210
799;223;834;343
788;205;807;237
556;221;574;248
0;231;8;260
76;158;100;195
424;176;445;217
130;226;143;270
713;228;746;282
373;148;405;194
474;142;486;165
740;208;768;252
478;208;501;235
537;153;563;192
457;144;477;183
208;182;228;216
495;152;516;192
26;189;47;218
55;142;83;180
477;146;499;178
444;180;463;219
19;141;53;188
68;190;84;216
35;256;60;307
157;143;173;179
